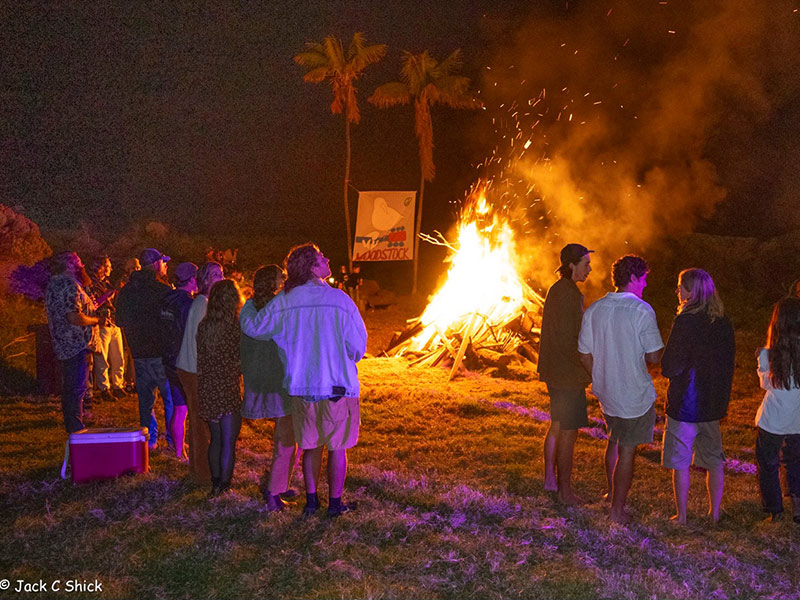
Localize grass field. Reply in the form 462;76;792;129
1;301;798;600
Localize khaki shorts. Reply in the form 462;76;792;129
661;416;725;470
603;404;655;447
291;396;360;450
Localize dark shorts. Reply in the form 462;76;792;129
604;404;656;447
546;385;589;430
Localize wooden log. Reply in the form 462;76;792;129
433;325;458;359
409;348;438;367
386;321;424;353
449;313;478;381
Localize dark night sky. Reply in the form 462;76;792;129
2;1;799;269
1;2;524;243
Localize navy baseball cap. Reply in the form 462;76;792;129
139;248;171;267
557;243;594;271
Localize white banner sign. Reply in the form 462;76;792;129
353;191;416;261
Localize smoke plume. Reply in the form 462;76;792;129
476;0;800;292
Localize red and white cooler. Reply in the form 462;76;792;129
62;428;149;483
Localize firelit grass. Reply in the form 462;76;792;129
1;324;798;599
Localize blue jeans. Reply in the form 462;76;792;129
61;349;90;433
756;427;800;514
134;358;174;446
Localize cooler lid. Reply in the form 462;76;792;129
69;427;148;444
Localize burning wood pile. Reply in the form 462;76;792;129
384;185;545;379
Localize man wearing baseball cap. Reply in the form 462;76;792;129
116;248;174;450
537;243;593;505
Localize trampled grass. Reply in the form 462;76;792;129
1;306;798;600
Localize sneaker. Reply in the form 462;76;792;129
112;388;127;399
328;501;357;518
280;488;299;500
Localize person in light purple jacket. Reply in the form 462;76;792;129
241;243;367;518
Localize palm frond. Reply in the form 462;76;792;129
401;51;436;93
323;36;346;71
302;67;329;83
293;46;328;69
427;76;481;109
349;31;366;54
368;82;411;107
351;43;387;72
434;49;463;77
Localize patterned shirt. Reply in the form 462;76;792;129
88;274;115;325
45;274;98;360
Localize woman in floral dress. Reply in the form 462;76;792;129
197;279;243;496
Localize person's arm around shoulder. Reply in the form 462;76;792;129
239;297;278;341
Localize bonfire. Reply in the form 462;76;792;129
386;183;544;379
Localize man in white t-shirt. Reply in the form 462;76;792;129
578;255;664;523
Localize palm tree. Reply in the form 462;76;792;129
294;33;387;270
369;49;480;294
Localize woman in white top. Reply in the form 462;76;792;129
176;261;224;484
755;296;800;523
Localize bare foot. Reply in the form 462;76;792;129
669;514;687;525
706;510;720;525
557;491;586;506
544;478;558;493
609;509;633;524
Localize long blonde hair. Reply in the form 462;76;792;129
677;268;724;321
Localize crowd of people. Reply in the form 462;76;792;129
43;241;800;524
45;243;365;517
538;244;800;525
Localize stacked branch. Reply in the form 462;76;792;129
385;281;544;380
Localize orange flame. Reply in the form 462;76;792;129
409;185;527;351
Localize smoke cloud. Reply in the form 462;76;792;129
475;0;800;292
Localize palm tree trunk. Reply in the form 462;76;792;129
344;117;353;271
412;173;425;295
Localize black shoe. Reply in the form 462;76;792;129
302;497;321;518
266;494;291;512
328;501;357;518
280;488;299;500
